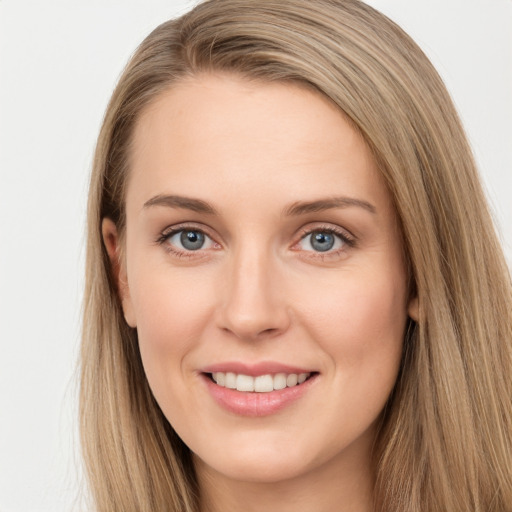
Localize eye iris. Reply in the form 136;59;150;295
310;231;335;252
180;231;205;250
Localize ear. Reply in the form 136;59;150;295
101;218;137;328
407;295;419;322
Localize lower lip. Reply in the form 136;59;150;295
202;374;317;417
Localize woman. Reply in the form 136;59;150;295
80;0;512;510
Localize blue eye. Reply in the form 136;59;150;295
299;230;345;252
165;229;215;251
180;230;205;250
310;232;335;252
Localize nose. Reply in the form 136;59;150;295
216;247;291;341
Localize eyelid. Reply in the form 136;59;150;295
159;222;218;241
155;221;356;259
291;223;357;258
295;223;356;245
156;222;222;257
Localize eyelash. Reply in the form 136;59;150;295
156;223;356;260
155;224;218;259
293;225;356;260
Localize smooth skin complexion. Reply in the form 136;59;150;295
103;74;418;512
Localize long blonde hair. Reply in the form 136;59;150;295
81;1;512;510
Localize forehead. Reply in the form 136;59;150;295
127;73;391;216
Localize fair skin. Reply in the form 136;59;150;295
103;74;418;512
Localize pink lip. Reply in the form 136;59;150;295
201;361;314;376
200;364;318;417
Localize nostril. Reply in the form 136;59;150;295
259;327;280;336
220;324;285;341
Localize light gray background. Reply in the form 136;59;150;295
0;1;510;511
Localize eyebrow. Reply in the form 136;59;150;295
142;194;376;217
283;197;376;216
143;194;217;215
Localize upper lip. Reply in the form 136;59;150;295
201;361;316;376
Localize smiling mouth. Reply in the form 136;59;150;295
207;372;316;393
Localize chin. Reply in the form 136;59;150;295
192;431;340;486
198;452;313;484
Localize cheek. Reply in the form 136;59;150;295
129;265;216;393
133;258;216;330
299;265;407;379
295;268;407;448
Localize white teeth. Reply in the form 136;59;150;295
215;372;226;386
273;373;287;390
211;371;312;392
236;374;255;392
298;373;308;384
225;372;237;389
254;374;274;392
286;373;298;387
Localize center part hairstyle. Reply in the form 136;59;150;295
81;1;512;511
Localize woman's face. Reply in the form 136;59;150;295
105;74;416;486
